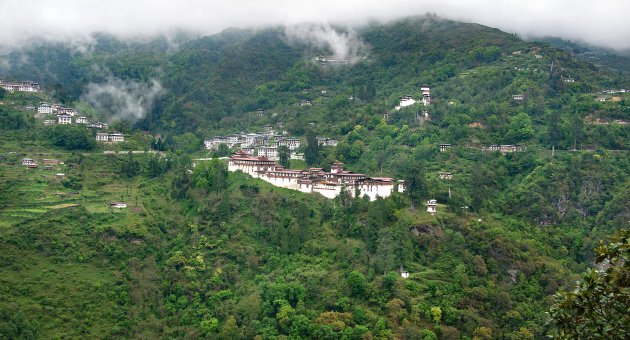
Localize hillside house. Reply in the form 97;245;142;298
278;138;300;150
426;199;438;214
513;94;525;101
439;172;453;180
109;133;124;142
0;80;40;93
21;158;36;166
55;173;65;179
43;159;60;165
76;116;88;124
37;104;52;115
256;109;265;116
58;115;72;124
96;133;109;142
110;202;127;208
399;266;410;279
43;120;56;126
58;107;76;116
96;133;124;143
87;122;108;129
561;76;575;83
317;137;338;147
439;144;451;152
421;85;431;106
256;146;279;160
396;96;416;110
486;144;522;153
290;153;305;160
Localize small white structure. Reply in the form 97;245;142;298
58;115;72;125
439;144;451;152
278;138;300;150
58;107;76;116
37;104;52;115
109;133;124;142
110;202;127;209
395;95;416;110
421;85;431;106
439;172;453;180
96;133;124;143
87;122;108;129
96;133;109;142
21;158;36;166
76;116;88;124
256;146;279;160
0;80;39;93
43;120;56;126
317;137;338;147
55;173;65;179
512;94;525;101
426;199;437;214
399;266;410;279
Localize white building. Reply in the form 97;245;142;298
439;144;451;152
427;199;437;214
110;202;127;208
43;120;56;126
395;95;416;110
37;104;52;115
87;122;108;129
513;94;525;101
278;138;301;150
58;115;72;125
317;137;338;147
421;85;431;106
439;172;453;180
96;133;109;142
0;80;40;93
228;153;405;201
256;146;279;160
21;158;36;166
58;107;76;116
109;133;124;142
76;116;88;124
96;133;124;143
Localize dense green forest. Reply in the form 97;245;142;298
1;15;629;338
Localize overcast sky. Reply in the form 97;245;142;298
1;0;629;51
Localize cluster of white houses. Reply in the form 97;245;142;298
394;85;431;111
38;103;94;127
205;130;337;161
228;151;405;201
21;158;64;174
0;80;40;93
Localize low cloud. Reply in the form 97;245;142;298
283;23;367;60
0;0;628;51
80;77;163;122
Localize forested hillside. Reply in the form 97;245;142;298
1;15;629;338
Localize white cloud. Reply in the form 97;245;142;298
80;77;163;122
0;0;628;50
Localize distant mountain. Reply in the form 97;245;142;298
533;36;630;74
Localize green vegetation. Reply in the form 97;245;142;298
0;14;629;339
